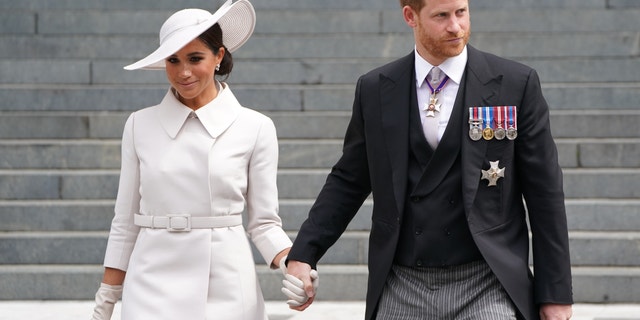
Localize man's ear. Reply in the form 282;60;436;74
402;6;418;28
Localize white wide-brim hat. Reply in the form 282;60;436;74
124;0;255;70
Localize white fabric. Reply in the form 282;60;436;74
133;213;242;230
103;83;292;320
91;283;122;320
415;46;467;147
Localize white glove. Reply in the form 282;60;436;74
280;257;319;307
279;255;289;276
91;282;122;320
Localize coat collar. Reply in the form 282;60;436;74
157;82;240;139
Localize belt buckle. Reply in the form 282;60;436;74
166;214;191;232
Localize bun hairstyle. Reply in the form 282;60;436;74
198;23;234;79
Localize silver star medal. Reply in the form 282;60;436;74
425;94;441;117
481;161;505;186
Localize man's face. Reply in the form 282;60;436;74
404;0;470;65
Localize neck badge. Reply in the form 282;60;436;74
424;75;449;117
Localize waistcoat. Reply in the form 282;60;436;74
395;75;482;267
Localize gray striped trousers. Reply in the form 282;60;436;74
375;260;517;320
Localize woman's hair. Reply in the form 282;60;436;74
198;23;233;79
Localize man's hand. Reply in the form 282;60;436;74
540;303;572;320
282;260;318;311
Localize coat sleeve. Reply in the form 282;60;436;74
103;112;142;271
288;77;372;269
245;116;292;267
515;69;573;305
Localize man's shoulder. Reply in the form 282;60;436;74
468;45;533;73
360;51;414;83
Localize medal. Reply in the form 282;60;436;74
482;107;494;140
506;106;518;140
426;95;441;117
424;73;449;118
494;106;506;140
482;127;494;140
468;107;482;141
481;160;505;187
470;124;482;141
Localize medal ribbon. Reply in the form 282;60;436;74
426;75;449;95
483;107;492;129
508;106;517;129
495;106;503;128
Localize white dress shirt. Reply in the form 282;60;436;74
414;46;468;145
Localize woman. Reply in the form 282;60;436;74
90;1;295;319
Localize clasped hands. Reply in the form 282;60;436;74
279;257;319;310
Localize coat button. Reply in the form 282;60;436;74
411;196;421;202
415;228;422;236
416;260;423;267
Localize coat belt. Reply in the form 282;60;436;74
134;213;242;232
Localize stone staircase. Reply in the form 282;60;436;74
1;0;639;303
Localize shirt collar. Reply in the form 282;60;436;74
158;82;240;139
414;45;468;86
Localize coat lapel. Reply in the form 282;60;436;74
380;52;415;217
461;46;504;213
157;83;240;140
157;90;193;139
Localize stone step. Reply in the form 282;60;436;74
1;110;639;139
2;32;638;64
8;9;634;36
565;199;640;231
0;199;375;233
5;57;640;88
571;266;640;303
1;198;638;232
0;230;638;266
0;167;639;200
0;139;343;170
0;0;622;11
0;0;636;305
0;264;636;301
0;231;367;265
1;138;639;170
0;83;639;112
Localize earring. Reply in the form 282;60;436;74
215;64;220;71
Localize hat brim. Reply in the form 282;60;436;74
124;0;255;70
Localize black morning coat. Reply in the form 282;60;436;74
289;45;573;320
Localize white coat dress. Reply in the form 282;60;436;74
102;83;292;320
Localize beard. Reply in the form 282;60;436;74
417;24;470;61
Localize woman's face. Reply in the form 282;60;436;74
165;38;224;110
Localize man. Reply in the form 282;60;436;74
285;0;573;319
